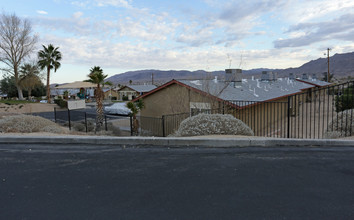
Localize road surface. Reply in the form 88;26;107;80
1;144;354;220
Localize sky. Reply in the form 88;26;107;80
2;0;354;84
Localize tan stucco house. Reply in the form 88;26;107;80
132;70;329;136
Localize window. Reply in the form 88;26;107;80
190;102;211;116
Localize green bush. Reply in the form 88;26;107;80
54;98;67;108
335;87;354;112
122;95;128;101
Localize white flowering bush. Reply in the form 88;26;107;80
0;115;65;134
324;109;354;138
173;114;254;137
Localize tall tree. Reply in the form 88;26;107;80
19;63;42;100
0;75;18;98
84;66;112;131
38;44;62;103
0;12;38;100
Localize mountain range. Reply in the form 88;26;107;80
106;51;354;85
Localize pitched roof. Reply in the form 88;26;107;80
132;78;317;107
296;78;332;87
118;85;157;93
55;81;97;89
178;78;314;103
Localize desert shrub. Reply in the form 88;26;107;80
72;120;95;132
323;131;342;139
93;123;122;136
173;114;254;137
335;86;354;112
73;122;86;132
325;109;354;138
54;98;67;108
107;122;122;136
0;115;65;133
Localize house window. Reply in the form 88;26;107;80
190;102;211;116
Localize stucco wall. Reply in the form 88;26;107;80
141;83;222;117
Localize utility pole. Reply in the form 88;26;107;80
326;48;331;82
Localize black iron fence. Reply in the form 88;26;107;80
54;108;163;136
286;81;353;139
52;81;353;139
160;81;354;139
162;101;289;137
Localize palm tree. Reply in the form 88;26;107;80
19;63;42;101
84;66;112;131
38;44;62;103
126;99;144;135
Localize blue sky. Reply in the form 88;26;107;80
2;0;354;84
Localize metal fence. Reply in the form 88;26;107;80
54;108;132;136
52;81;353;139
162;101;289;137
286;81;353;139
160;81;354;139
54;108;164;136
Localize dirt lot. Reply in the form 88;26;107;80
0;103;59;116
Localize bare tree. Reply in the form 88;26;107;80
0;12;38;100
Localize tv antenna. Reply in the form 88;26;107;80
227;54;232;69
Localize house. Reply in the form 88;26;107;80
53;81;116;100
117;85;157;101
295;73;332;102
132;70;326;136
296;73;332;88
103;88;119;100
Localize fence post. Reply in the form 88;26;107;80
68;109;71;130
287;96;291;138
162;115;165;137
85;112;88;133
130;115;133;136
54;107;57;123
105;115;108;131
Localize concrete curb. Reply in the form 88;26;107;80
0;136;353;148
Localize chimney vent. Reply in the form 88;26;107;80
261;71;270;81
225;69;242;82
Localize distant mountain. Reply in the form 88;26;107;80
277;52;354;78
106;52;354;85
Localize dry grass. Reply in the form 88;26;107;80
0;115;66;134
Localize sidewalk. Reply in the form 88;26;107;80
0;135;353;148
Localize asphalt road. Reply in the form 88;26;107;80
1;144;354;220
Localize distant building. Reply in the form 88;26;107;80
117;85;157;101
53;81;115;100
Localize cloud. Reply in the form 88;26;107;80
279;0;354;22
71;1;90;8
274;13;354;48
95;0;131;8
36;10;48;15
33;12;94;36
